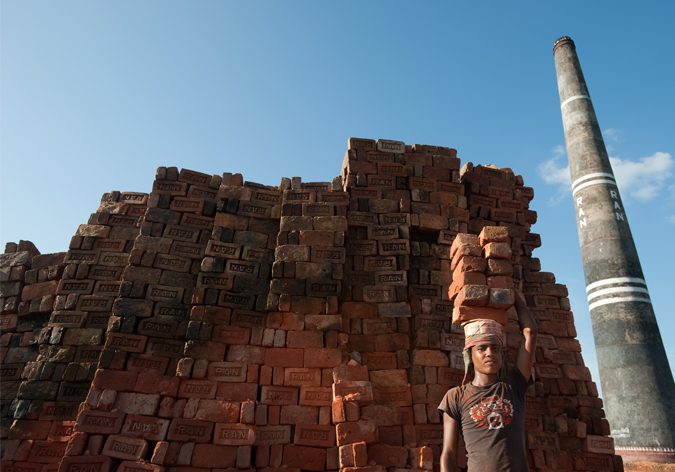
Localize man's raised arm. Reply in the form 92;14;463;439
515;290;538;380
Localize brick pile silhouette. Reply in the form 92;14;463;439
0;138;620;471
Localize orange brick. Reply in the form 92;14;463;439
451;306;507;326
336;420;378;446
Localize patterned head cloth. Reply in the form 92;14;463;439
461;319;505;385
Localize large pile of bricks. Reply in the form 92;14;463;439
1;138;620;472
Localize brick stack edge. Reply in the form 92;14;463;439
0;138;620;472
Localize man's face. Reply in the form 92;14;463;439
471;342;503;375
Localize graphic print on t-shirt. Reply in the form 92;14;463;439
469;395;514;430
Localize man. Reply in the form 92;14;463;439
438;291;537;471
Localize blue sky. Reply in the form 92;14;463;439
2;1;674;391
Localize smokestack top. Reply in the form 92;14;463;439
553;36;575;54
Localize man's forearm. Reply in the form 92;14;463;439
440;452;457;472
515;291;538;334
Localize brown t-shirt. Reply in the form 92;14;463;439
438;368;529;471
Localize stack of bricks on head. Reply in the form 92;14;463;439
0;137;620;472
449;226;516;329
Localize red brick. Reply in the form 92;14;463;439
283;368;322;387
74;410;124;434
362;352;397;371
121;415;169;441
299;386;332;406
127;354;169;374
225;345;265;364
260;386;299;405
487;275;513;289
411;349;448;367
105;333;147;353
333;364;369;382
191;444;237;468
211;325;251;344
280;405;318;425
345;442;367;468
264;348;304;367
216;382;258;402
294;424;336;447
184;340;226;361
255;425;292;445
207;362;247;382
27;441;68;463
483;242;512;260
167;418;213;443
454;285;489;306
373;333;409;351
134;372;180;396
488;288;515;309
453;255;487;274
340;302;377;318
91;369;137;391
283;445;326;471
114;393;160;415
333;381;374;405
373;386;413;407
9;420;50;440
450;234;480;257
486;258;513;276
285;330;323;348
478;226;510;245
21;280;58;301
336;420;378;446
48;420;75;441
116;461;164;472
356;407;397;429
60;455;112;472
63;433;84;458
192;399;239;423
303;348;342;368
101;435;148;460
415;424;443;445
178;379;217;399
367;444;408;467
213;423;255;446
452;305;507;326
450;242;482;269
339;444;355;468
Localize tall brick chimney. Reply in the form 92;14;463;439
553;36;675;462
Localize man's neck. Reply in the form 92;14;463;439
472;372;499;387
